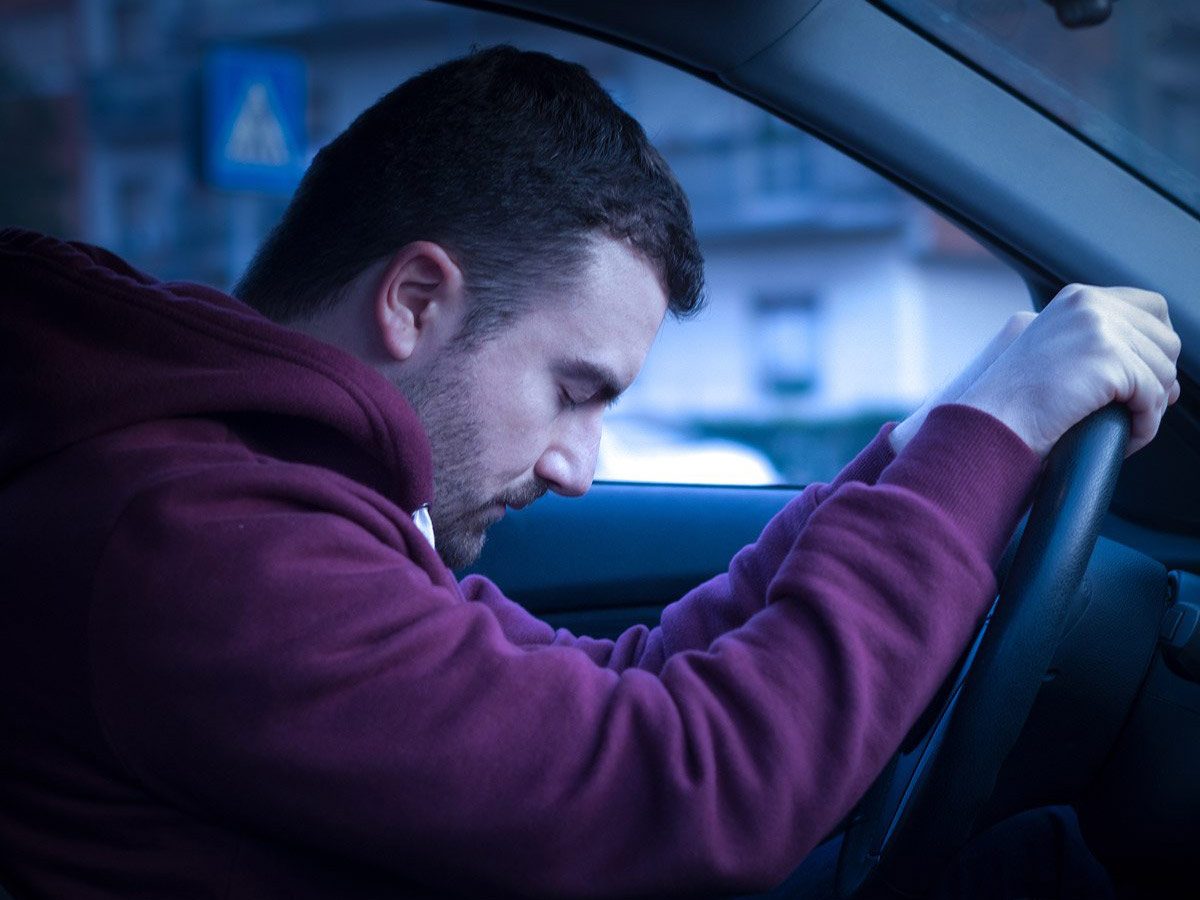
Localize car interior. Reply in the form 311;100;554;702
454;1;1200;896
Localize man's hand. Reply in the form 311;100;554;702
891;310;1036;455
898;284;1180;460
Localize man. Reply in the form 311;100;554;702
0;46;1180;897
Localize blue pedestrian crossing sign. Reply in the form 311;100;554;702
203;47;307;193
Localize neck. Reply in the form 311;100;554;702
288;260;391;366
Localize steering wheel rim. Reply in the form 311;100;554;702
835;404;1132;899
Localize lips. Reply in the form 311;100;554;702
497;479;549;513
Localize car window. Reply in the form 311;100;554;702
881;0;1200;218
599;103;1028;486
0;0;1030;487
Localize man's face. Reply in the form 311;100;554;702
396;238;668;569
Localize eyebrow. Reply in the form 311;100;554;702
554;358;626;404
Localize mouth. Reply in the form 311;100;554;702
496;481;549;514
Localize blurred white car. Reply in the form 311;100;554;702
596;418;781;486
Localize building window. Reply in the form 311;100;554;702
753;292;821;396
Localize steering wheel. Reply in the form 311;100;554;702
835;404;1131;899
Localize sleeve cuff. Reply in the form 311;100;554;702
829;422;898;491
878;404;1043;563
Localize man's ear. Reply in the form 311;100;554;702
374;241;466;362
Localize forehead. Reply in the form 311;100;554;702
511;238;669;388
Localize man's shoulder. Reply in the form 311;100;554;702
94;416;408;524
88;415;258;470
50;415;415;556
67;416;285;512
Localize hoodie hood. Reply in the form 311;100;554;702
0;228;433;512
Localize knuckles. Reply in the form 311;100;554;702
1073;302;1112;349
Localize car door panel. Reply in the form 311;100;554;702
465;482;799;636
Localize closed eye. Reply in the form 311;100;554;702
559;387;584;410
553;358;626;410
560;387;620;411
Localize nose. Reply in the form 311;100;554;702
533;410;601;497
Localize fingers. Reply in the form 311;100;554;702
1113;315;1179;397
1113;301;1182;365
1043;283;1181;455
1097;303;1177;454
1120;354;1169;455
1055;284;1180;435
1092;290;1179;451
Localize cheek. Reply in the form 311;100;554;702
475;379;556;471
463;338;561;471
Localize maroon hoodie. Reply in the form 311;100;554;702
0;229;1041;897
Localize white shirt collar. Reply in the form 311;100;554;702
412;505;436;551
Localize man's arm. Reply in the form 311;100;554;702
464;310;1041;674
86;283;1178;896
87;404;1039;897
460;423;897;673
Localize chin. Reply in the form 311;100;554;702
438;529;488;571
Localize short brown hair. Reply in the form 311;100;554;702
236;45;705;338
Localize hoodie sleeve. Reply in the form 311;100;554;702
460;423;899;674
87;404;1040;897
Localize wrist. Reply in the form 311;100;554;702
954;388;1047;458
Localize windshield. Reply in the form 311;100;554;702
881;0;1200;217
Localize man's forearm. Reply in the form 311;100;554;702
463;423;899;673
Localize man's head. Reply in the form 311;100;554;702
237;45;703;567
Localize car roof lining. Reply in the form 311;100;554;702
455;1;825;76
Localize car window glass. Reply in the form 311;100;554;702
584;38;1031;486
882;0;1200;218
0;0;1030;486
